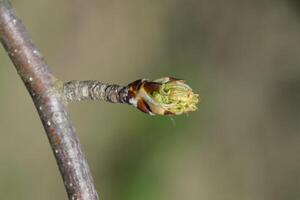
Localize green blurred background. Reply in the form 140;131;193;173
1;0;300;199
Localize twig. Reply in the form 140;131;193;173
62;78;199;116
0;1;99;199
63;80;128;104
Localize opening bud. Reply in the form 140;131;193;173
127;77;199;115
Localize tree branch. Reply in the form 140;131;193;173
0;1;99;199
0;0;199;199
62;78;199;116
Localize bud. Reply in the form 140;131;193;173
127;77;199;115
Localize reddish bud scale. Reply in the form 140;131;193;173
126;77;199;116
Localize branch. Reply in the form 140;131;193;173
0;0;199;199
62;78;199;116
0;1;98;200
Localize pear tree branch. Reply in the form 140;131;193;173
0;1;98;199
0;0;199;199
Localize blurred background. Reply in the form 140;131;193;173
1;0;300;199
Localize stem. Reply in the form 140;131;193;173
63;80;129;104
0;1;99;200
62;78;200;116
